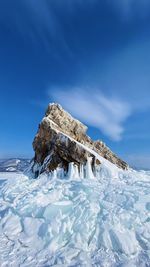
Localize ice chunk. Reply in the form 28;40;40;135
0;165;150;266
109;227;138;255
43;201;72;220
23;217;43;236
3;213;22;239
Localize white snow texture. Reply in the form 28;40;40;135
0;154;150;266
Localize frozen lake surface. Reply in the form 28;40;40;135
0;167;150;267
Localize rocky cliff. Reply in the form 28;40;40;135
32;103;128;176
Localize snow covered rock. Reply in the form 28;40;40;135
32;103;128;176
0;158;30;172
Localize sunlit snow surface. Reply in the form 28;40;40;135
0;167;150;267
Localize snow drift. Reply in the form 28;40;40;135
0;160;150;266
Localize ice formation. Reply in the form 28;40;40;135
0;157;150;267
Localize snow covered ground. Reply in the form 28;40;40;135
0;164;150;267
0;159;30;172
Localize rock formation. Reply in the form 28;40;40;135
32;103;128;176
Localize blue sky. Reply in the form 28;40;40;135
0;0;150;168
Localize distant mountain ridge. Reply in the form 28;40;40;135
0;158;30;172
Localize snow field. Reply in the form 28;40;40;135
0;163;150;266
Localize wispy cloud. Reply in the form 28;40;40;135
109;0;150;19
0;1;72;57
48;88;131;141
24;0;73;55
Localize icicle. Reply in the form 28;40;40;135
85;157;95;179
56;168;65;179
80;164;84;179
52;169;57;179
60;168;65;179
74;165;80;179
67;163;75;179
67;163;80;180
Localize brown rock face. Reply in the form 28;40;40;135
32;103;128;175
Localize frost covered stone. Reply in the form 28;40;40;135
32;103;127;176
